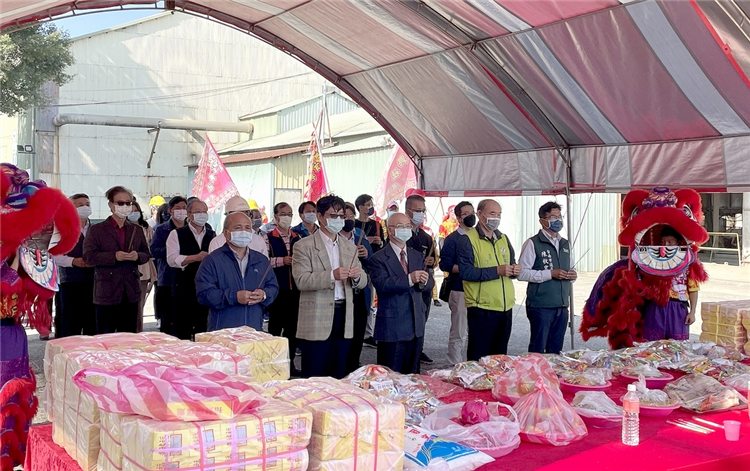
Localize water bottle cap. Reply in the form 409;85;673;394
627;384;636;392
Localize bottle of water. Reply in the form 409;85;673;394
622;384;640;446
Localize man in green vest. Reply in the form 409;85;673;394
457;199;521;360
518;202;577;354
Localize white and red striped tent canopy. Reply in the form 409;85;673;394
3;0;750;195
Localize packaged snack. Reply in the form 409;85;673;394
723;373;750;393
571;391;623;416
665;373;748;412
561;368;612;386
492;354;561;404
632;375;675;406
513;378;587;446
623;365;664;378
403;424;494;471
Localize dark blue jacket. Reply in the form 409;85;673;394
438;229;466;292
151;220;178;286
195;243;279;331
369;244;433;342
292;222;318;238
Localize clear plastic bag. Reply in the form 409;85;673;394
420;402;520;454
513;377;587;446
570;391;623;417
561;368;612;386
633;374;674;406
492;353;561;404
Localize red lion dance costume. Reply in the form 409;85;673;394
580;187;709;349
0;163;78;469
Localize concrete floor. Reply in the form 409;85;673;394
26;262;750;424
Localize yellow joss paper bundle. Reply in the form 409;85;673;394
701;300;750;350
144;341;255;377
196;327;289;382
265;378;405;470
120;398;312;471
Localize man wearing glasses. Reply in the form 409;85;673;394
517;202;577;354
292;195;368;378
83;186;151;334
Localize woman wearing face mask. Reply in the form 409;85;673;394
130;201;157;332
83;186;151;334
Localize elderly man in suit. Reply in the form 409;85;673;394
292;194;368;379
369;212;433;374
83;186;151;334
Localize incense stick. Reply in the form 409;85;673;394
667;420;711;434
255;261;273;291
676;419;714;433
694;418;724;429
570;247;591;271
348;226;367;268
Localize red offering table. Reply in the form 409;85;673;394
24;424;82;471
443;373;750;471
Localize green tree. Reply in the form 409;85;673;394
0;23;74;116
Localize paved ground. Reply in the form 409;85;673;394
27;262;750;423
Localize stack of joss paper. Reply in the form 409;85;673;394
75;362;312;471
196;326;290;382
265;377;406;471
700;300;750;350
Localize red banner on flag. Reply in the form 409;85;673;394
374;143;418;217
191;135;240;214
303;132;329;202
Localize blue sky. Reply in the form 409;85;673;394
53;7;160;38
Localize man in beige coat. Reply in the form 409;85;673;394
292;194;368;378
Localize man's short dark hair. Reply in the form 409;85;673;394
538;202;563;219
316;194;345;215
298;201;316;214
273;202;291;215
105;186;133;203
454;201;473;218
69;193;89;201
660;226;682;240
354;194;372;211
345;202;356;214
405;194;425;209
168;196;187;209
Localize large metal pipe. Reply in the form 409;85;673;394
52;113;253;133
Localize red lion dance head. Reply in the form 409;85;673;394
581;187;709;348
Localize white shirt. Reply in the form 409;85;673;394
320;230;345;300
54;220;90;268
146;217;158;229
167;223;208;269
390;241;415;286
227;243;250;275
208;232;269;258
518;229;561;283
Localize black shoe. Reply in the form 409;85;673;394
433;300;442;307
363;337;377;348
420;352;434;364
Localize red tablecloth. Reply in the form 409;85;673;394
443;374;750;471
24;424;81;471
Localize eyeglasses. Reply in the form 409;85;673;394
393;224;414;230
277;212;293;217
325;213;344;219
544;216;563;221
114;201;132;206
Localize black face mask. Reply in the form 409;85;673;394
343;220;355;233
463;214;476;227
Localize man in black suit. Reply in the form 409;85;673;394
83;186;151;334
368;212;433;374
404;193;437;364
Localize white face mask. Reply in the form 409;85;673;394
126;212;141;222
114;205;131;219
173;209;188;222
277;215;292;230
192;213;209;226
326;218;344;234
77;206;92;219
393;228;412;244
230;231;253;248
410;211;424;226
485;217;501;232
387;210;397;218
303;212;317;224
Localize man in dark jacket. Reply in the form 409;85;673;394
150;196;187;334
166;199;215;340
53;193;96;337
369;212;433;374
196;212;279;331
83;186;150;334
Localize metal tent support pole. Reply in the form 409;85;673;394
565;149;576;350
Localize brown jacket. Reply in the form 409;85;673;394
83;217;151;305
292;231;368;341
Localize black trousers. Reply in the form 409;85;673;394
377;336;424;374
345;291;369;375
95;293;138;334
55;281;97;338
300;301;351;379
172;288;208;341
467;306;513;360
268;290;301;361
154;285;174;335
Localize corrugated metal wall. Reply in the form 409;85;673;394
250;115;279;140
278;94;359;135
274;152;306;190
324;146;392;204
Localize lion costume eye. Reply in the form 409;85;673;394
682;204;695;221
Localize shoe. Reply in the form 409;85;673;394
39;335;50;341
420;352;434;364
363;337;377;348
433;300;442;307
295;348;302;357
155;319;161;329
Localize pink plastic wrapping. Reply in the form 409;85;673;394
420;402;520;453
514;378;588;446
492;353;561;404
74;362;266;421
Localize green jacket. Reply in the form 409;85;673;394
458;226;516;312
